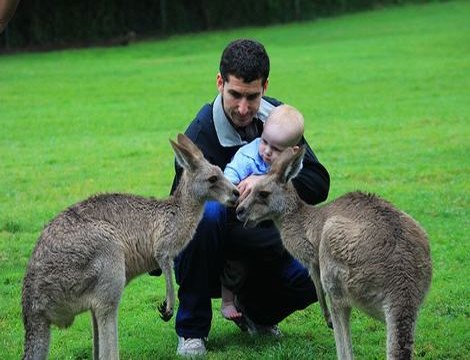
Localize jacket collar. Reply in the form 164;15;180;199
213;93;275;147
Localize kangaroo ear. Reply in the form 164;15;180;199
170;134;203;171
176;134;204;160
271;146;305;184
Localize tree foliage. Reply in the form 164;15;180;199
1;0;437;50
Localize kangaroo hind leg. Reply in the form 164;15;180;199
92;261;125;360
329;297;353;360
385;303;418;360
93;304;120;360
22;315;51;360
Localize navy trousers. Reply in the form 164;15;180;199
174;201;317;338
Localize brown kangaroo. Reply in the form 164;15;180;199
236;147;432;360
22;134;239;360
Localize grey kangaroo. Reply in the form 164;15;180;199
236;147;432;360
22;133;239;360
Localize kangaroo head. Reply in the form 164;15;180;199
236;146;305;227
170;133;239;207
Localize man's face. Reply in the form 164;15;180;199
217;74;268;128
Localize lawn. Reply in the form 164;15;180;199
0;1;468;359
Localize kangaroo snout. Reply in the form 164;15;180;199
229;189;240;206
235;205;258;228
222;188;239;207
235;206;246;221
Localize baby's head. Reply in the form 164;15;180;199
259;104;304;165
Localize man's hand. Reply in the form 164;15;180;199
237;174;266;202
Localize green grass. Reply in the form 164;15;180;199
1;1;469;358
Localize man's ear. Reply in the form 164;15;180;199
262;78;269;94
216;73;224;93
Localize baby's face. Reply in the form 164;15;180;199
259;123;295;165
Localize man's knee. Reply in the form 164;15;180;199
202;200;227;225
281;256;317;305
174;201;227;284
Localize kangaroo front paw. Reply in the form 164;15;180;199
158;300;173;322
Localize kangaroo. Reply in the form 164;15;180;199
236;147;432;360
22;133;239;360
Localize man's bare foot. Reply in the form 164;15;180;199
221;302;243;320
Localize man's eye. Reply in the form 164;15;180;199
247;94;259;101
208;176;218;184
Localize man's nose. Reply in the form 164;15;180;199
238;98;249;115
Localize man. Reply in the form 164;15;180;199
166;38;330;356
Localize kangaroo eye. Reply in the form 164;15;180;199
208;176;218;184
259;191;270;199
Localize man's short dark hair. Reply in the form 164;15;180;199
219;39;270;86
